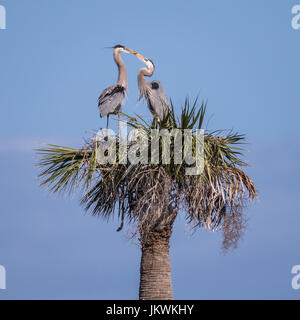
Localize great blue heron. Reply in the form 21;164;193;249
134;52;169;122
98;44;136;138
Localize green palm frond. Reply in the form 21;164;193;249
36;145;90;193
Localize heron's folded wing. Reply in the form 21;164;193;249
98;85;125;117
149;81;169;120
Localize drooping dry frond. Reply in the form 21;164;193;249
36;98;258;250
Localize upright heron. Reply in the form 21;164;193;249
134;52;169;122
98;44;135;138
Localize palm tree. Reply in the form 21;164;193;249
36;98;257;300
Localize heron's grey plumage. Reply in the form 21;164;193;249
98;84;125;118
136;57;169;122
138;80;169;122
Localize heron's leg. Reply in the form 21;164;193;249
105;114;109;141
106;114;110;130
118;110;122;140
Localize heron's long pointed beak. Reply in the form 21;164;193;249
126;49;145;60
123;48;146;61
134;53;145;61
125;48;138;54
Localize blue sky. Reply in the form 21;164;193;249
0;0;300;299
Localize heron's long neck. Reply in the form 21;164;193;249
114;51;127;88
138;67;153;86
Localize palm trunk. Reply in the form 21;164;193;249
139;228;173;300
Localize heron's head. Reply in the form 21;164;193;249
113;44;138;55
143;57;155;71
133;52;155;71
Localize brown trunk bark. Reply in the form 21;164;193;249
139;228;173;300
